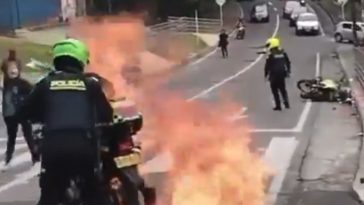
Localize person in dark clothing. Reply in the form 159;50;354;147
264;38;291;111
1;49;22;89
17;38;114;205
1;66;38;171
218;29;229;58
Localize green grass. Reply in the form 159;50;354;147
180;34;208;51
0;37;52;83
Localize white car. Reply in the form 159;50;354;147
334;21;364;43
289;6;308;27
295;13;320;35
283;1;300;19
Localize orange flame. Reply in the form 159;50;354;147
69;15;269;205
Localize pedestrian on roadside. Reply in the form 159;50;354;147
264;37;291;111
1;49;22;89
218;29;229;58
1;62;38;171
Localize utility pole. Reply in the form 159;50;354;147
352;0;359;46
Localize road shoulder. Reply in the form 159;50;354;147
276;48;362;205
337;44;364;203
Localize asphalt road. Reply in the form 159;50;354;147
0;0;345;204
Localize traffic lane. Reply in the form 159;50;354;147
209;0;338;129
204;34;333;130
165;13;278;99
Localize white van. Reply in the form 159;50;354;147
250;3;270;23
283;1;300;19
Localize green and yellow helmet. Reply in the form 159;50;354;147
265;37;280;50
52;38;90;67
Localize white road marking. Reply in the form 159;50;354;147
0;143;29;155
0;138;25;143
0;163;40;193
264;137;298;204
292;101;313;132
0;152;33;171
188;14;280;101
190;48;218;66
187;55;264;101
273;7;278;12
268;1;273;6
315;52;321;77
272;14;280;38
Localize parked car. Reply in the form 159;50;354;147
283;1;300;19
295;12;320;35
334;21;364;43
289;6;308;27
250;3;270;23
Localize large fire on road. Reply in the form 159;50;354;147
69;15;270;205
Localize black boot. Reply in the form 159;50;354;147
284;102;290;109
273;106;282;111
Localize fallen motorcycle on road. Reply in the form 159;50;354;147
297;75;352;104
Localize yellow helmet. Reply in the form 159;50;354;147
265;37;280;49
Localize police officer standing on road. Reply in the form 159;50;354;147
264;37;291;111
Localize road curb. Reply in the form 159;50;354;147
335;47;364;204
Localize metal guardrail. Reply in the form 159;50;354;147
148;16;221;35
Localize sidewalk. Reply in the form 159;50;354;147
336;44;364;203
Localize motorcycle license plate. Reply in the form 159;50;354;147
114;153;142;168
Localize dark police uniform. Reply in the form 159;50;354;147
18;69;113;205
264;48;291;110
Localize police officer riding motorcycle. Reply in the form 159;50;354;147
235;18;245;39
17;38;114;205
18;38;156;205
